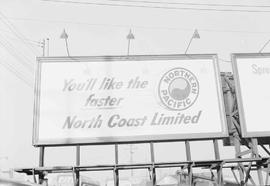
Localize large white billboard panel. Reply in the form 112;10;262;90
33;55;227;146
232;53;270;137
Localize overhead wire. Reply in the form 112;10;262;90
0;28;42;46
7;16;270;35
0;29;42;46
0;11;40;56
0;33;34;86
41;0;270;13
0;14;40;55
91;0;270;8
0;33;34;72
0;10;37;83
0;58;33;87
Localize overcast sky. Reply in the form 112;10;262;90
1;0;270;184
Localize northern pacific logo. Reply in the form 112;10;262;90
158;68;199;111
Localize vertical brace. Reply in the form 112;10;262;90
185;141;192;186
39;146;45;167
251;138;263;186
114;144;119;186
72;167;77;186
147;168;152;180
75;146;80;186
213;140;220;160
265;161;270;185
234;137;245;186
38;146;45;184
188;165;193;186
32;169;37;183
150;142;156;186
213;139;223;186
185;141;191;161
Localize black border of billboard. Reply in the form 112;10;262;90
33;54;228;146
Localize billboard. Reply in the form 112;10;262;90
33;54;227;146
232;53;270;138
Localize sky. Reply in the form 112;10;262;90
1;0;270;185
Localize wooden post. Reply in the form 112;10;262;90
185;141;192;186
75;146;80;186
234;137;245;186
114;144;119;186
251;138;263;186
39;146;45;167
213;139;223;186
38;146;45;184
150;142;156;186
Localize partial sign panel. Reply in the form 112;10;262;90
232;53;270;137
33;55;227;146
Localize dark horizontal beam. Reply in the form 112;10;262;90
15;157;269;175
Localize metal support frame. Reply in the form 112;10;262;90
16;144;270;186
222;73;270;186
14;73;270;186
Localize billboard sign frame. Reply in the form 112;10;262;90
33;54;228;146
232;53;270;138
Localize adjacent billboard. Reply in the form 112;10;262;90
232;53;270;138
33;54;227;146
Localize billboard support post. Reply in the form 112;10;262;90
150;142;156;186
213;139;223;186
251;138;264;186
39;146;45;167
185;141;193;185
75;146;80;186
114;144;119;186
38;146;45;184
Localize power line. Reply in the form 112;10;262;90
0;34;34;69
91;0;270;9
41;0;270;13
7;17;270;35
0;58;33;87
0;33;34;72
0;11;40;55
0;30;42;46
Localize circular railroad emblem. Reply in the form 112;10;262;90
158;68;199;111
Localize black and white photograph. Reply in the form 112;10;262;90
1;0;270;185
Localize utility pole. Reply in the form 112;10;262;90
40;39;45;57
46;38;49;56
